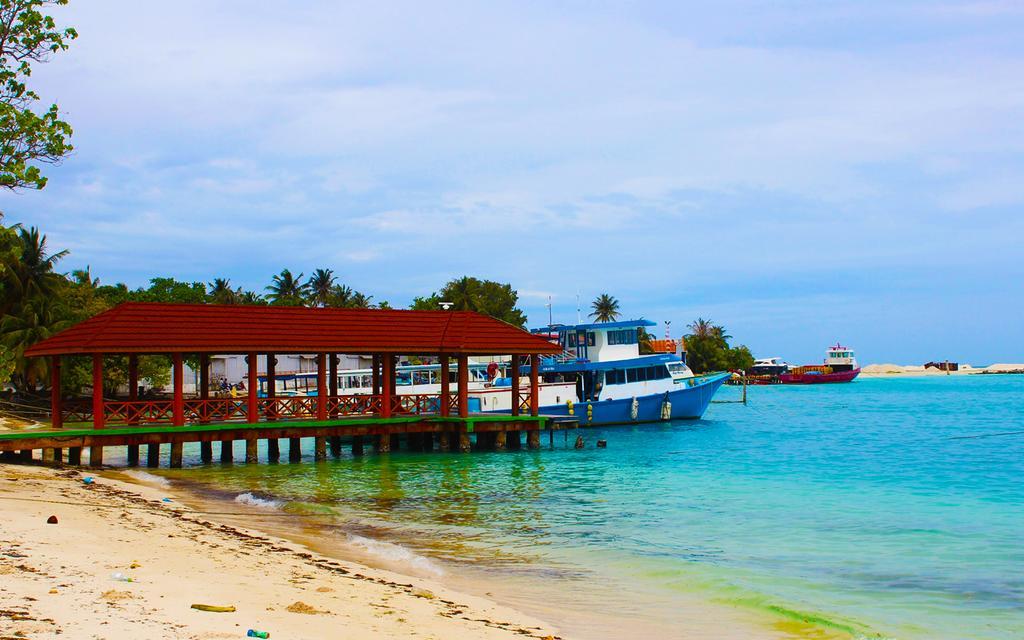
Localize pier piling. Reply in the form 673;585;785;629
458;431;471;453
89;446;104;467
267;438;280;462
127;445;140;466
41;448;55;463
352;435;364;456
169;442;183;468
437;432;449;452
494;431;507;451
220;440;233;463
375;434;390;454
314;437;326;461
67;447;81;465
200;441;213;462
19;449;31;461
245;438;258;464
328;436;341;457
527;430;540;450
147;444;160;467
289;438;301;462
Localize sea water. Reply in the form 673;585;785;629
153;376;1024;639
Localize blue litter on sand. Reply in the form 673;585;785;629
82;477;94;484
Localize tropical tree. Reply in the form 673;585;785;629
347;291;373;309
265;269;308;306
239;290;266;305
411;276;527;327
1;225;66;314
684;318;754;373
589;293;620;323
0;293;70;391
207;277;239;304
0;0;78;190
306;268;336;307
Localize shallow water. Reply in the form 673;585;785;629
152;376;1024;639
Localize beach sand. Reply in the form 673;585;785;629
0;464;560;639
860;363;1024;377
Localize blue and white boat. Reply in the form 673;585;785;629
493;320;730;426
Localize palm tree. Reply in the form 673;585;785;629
348;292;373;309
265;269;309;306
71;266;99;288
239;290;266;305
324;284;353;308
589;293;620;322
0;295;72;391
688;318;716;339
207;278;239;304
307;268;336;307
2;226;67;315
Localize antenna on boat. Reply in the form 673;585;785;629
576;291;581;325
664;320;671;340
547;296;553;329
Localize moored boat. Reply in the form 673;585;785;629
780;344;861;384
498;320;729;425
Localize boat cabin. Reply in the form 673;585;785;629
825;345;858;372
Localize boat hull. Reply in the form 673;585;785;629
779;368;861;384
509;372;730;426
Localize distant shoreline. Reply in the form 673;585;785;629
860;363;1024;377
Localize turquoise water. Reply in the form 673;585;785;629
153;376;1024;639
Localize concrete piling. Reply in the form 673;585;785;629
267;438;280;462
220;440;233;463
200;441;213;462
126;445;140;466
245;438;258;464
314;437;327;461
89;446;104;467
147;443;160;467
169;442;183;468
289;438;301;462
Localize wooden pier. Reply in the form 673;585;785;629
2;303;569;469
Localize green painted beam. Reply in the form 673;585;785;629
0;414;549;443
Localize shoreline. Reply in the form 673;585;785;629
0;463;561;639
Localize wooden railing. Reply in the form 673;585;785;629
58;392;454;427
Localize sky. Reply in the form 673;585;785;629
1;0;1022;364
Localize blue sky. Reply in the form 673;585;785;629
1;1;1022;364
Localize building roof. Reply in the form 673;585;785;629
533;319;657;332
24;303;561;357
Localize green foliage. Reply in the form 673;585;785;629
0;0;77;190
265;268;309;306
411;276;527;327
684;318;754;374
589;293;620;322
307;268;335;307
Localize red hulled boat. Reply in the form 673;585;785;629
780;344;861;384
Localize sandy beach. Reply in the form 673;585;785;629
859;363;1024;377
0;463;560;640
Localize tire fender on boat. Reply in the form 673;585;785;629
630;397;639;421
660;393;671;421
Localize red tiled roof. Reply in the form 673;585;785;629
24;303;559;357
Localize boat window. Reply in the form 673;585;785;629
606;370;625;385
588;332;596;346
568;333;577;347
608;329;638;345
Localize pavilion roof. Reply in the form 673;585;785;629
24;303;560;357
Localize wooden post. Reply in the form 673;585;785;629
128;355;139;401
89;444;104;466
439;354;450;417
381;355;393;418
530;355;540;416
220;440;233;463
68;447;82;465
92;354;104;429
169;441;183;468
527;429;541;450
268;438;280;462
18;449;32;461
41;447;55;463
289;437;301;461
314;437;327;461
375;434;391;454
317;353;328;421
372;355;381;394
50;356;62;429
507;429;521;450
127;445;140;466
511;355;521;416
127;354;139;425
329;436;341;457
437;431;450;452
200;441;213;462
458;430;471;453
247;352;259;423
245;438;258;464
146;444;160;467
352;435;364;456
329;355;339;417
266;353;276;420
172;353;185;426
457;354;469;418
199;354;209;400
494;430;506;451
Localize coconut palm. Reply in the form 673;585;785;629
589;293;620;322
0;295;72;391
348;292;374;309
239;290;266;305
265;269;309;306
307;268;336;307
2;226;67;315
207;278;239;304
688;317;716;339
